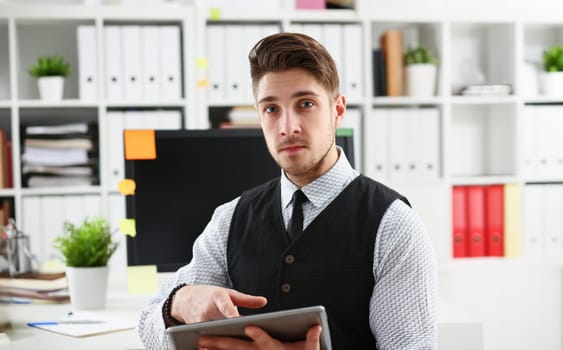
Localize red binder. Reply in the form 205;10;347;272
467;186;486;257
452;186;467;258
485;184;504;256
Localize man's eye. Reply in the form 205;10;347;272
265;106;277;113
300;101;314;108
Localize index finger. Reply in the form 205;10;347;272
213;292;240;318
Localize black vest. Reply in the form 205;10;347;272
227;175;409;349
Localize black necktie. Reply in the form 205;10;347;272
288;190;308;242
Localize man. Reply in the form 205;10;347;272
138;32;437;349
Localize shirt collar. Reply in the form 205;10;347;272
280;146;358;209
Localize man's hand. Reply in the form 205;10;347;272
198;324;323;350
170;285;267;324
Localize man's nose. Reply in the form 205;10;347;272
279;110;301;136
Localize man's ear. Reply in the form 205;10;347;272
334;94;346;128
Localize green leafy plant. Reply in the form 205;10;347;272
543;45;563;72
53;217;118;267
404;46;438;65
27;55;71;78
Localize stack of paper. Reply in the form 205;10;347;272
0;272;69;303
21;123;98;188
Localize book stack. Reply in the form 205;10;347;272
0;272;69;304
21;123;98;188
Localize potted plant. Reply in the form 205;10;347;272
540;45;563;96
27;55;70;101
404;45;438;97
53;217;118;310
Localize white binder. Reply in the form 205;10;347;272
141;25;161;100
242;25;263;102
338;108;362;171
343;24;363;100
261;24;280;39
22;196;42;265
388;108;408;182
122;25;143;101
225;24;245;102
321;24;343;93
106;111;125;191
77;25;97;101
63;194;83;226
420;108;440;181
41;196;64;263
104;26;123;101
159;25;182;100
542;184;563;257
364;108;388;181
521;106;537;180
81;194;101;219
523;185;543;257
157;110;182;130
302;24;323;45
207;25;225;101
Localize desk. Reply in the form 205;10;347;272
2;283;150;350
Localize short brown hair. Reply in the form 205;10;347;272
248;32;340;97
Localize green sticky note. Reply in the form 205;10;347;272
209;7;221;21
119;219;136;237
127;265;158;295
336;128;353;137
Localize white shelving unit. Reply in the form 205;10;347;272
1;2;563;348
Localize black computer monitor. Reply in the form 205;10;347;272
125;128;354;272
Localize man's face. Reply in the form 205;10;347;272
255;68;345;186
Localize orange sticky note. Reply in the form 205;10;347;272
209;7;221;20
119;218;136;237
197;79;209;88
127;265;158;295
124;129;156;160
118;179;136;195
196;57;209;69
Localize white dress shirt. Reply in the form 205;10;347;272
137;148;438;350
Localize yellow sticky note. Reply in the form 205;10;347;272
197;79;209;88
127;265;158;295
41;259;65;273
118;179;136;195
119;218;136;237
124;129;156;160
209;7;221;20
196;57;209;69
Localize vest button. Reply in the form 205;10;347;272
281;283;291;293
284;255;295;264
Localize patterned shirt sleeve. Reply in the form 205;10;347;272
370;199;438;350
136;197;239;350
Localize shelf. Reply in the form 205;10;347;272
0;101;10;108
372;96;443;106
450;95;517;105
105;100;187;108
524;96;563;104
17;99;99;109
0;188;15;197
440;256;563;271
21;186;103;196
451;175;520;186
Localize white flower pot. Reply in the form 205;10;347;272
38;76;64;101
406;64;437;97
540;71;563;96
66;266;109;310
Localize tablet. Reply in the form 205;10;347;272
166;305;332;350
